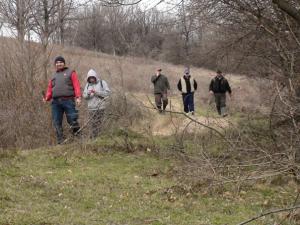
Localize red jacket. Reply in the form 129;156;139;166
45;70;81;101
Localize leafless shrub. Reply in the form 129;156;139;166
0;38;53;149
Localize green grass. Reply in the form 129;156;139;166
0;140;298;225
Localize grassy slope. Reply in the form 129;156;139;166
0;140;297;225
0;39;293;224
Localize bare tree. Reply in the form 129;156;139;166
30;0;74;48
186;0;300;164
0;0;33;42
28;0;75;81
72;3;166;57
273;0;300;26
96;0;144;6
178;0;193;64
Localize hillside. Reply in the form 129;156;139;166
51;45;270;137
0;37;270;149
0;139;297;225
0;0;299;222
59;46;268;113
1;39;297;225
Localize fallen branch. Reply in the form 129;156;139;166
238;205;300;225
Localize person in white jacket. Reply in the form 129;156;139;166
83;69;111;138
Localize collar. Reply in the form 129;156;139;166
56;67;68;72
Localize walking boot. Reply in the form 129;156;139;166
54;125;64;144
217;107;221;115
221;107;228;117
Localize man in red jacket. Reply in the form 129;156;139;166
44;56;81;144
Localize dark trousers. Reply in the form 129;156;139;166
182;93;194;113
154;93;168;111
214;93;226;115
51;98;80;143
88;109;104;138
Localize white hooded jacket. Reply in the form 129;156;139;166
83;69;111;110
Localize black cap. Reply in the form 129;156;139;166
217;69;222;74
54;56;65;64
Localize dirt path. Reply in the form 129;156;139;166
132;93;231;136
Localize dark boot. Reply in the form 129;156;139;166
156;105;162;113
71;123;81;136
54;125;64;144
217;106;221;115
162;99;168;111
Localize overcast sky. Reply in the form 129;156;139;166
142;0;181;11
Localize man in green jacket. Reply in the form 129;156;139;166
151;68;170;113
209;70;232;117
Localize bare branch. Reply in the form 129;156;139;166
273;0;300;24
238;205;300;225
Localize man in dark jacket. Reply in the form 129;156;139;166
209;70;232;116
151;68;170;113
177;67;197;115
44;56;81;144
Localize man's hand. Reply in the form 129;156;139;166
76;97;81;106
88;90;95;96
209;90;214;95
42;91;47;103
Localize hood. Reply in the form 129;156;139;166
86;69;100;81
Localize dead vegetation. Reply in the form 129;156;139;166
0;37;268;150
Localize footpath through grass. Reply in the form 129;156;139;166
0;140;298;225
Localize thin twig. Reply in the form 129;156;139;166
62;96;110;144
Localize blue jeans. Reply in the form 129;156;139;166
51;98;80;143
182;93;194;113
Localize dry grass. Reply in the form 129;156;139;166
52;44;268;114
0;37;269;149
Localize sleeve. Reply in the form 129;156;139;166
82;83;90;99
177;79;182;91
194;79;198;91
95;80;111;98
209;79;213;92
45;80;52;101
151;75;157;83
71;71;81;98
226;80;232;94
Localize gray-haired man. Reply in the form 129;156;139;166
151;68;170;113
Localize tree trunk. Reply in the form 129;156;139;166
16;0;26;43
273;0;300;25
